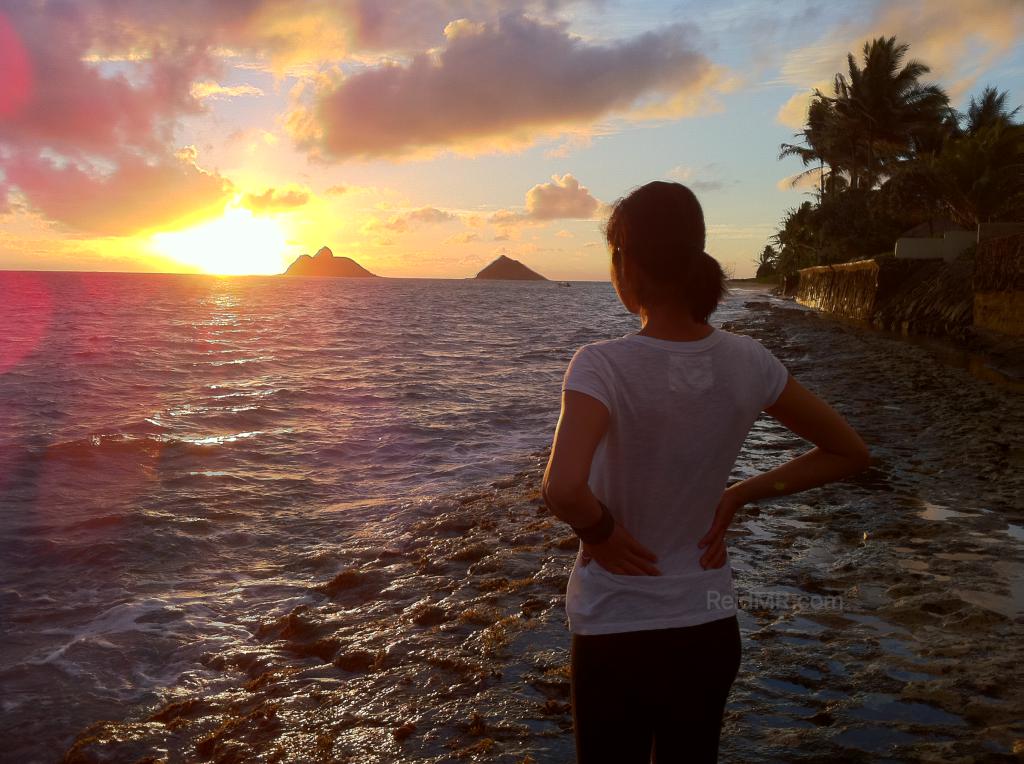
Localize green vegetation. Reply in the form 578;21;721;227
764;36;1023;277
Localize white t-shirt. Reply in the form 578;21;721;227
561;326;790;635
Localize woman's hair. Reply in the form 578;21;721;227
604;181;727;323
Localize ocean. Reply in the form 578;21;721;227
0;272;763;761
4;272;1022;762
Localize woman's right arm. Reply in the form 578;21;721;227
733;375;871;504
698;375;870;568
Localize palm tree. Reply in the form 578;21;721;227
963;86;1021;135
923;121;1024;225
772;202;821;274
755;245;778;278
825;37;951;189
779;93;849;198
892;86;1024;226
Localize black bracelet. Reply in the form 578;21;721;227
571;501;615;545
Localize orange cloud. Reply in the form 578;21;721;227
211;0;585;72
242;187;310;212
363;206;457;234
190;81;264;100
446;231;482;244
289;14;719;159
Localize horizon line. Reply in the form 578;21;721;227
0;267;623;281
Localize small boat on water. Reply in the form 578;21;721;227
557;281;571;287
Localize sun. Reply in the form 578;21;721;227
150;208;289;275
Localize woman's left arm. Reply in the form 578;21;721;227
543;390;660;576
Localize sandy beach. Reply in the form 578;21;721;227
64;290;1023;763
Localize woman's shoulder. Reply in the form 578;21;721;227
713;328;767;352
717;328;756;344
573;329;760;359
571;335;629;356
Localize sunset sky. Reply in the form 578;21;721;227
0;0;1021;279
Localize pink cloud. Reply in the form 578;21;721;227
0;4;213;157
0;2;223;234
4;152;231;236
290;14;717;158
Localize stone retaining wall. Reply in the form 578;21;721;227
974;233;1024;336
790;233;1023;338
793;257;928;323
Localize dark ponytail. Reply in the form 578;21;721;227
605;181;727;323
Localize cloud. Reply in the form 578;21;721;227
0;4;214;158
524;174;602;220
363;206;457;233
200;0;586;72
288;14;722;159
190;81;264;100
776;83;830;130
402;207;457;225
446;231;481;244
776;170;822;192
242;187;310;212
324;184;348;196
490;174;604;226
3;151;231;236
667;164;735;193
0;2;225;233
775;0;1024;128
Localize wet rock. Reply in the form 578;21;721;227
393;721;416;740
405;599;450;626
448;542;492;563
147;698;206;730
334;649;383;673
194;703;279;760
320;567;365;593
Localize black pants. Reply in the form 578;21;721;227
570;615;741;763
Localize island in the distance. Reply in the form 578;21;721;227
474;254;547;281
283;246;377;277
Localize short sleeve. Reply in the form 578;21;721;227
749;337;789;409
562;345;612;410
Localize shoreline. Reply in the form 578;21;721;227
767;285;1024;394
65;298;1023;762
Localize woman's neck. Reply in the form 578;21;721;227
637;309;713;341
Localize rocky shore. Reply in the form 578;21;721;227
65;296;1023;763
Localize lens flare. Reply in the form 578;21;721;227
0;272;53;374
0;13;32;118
